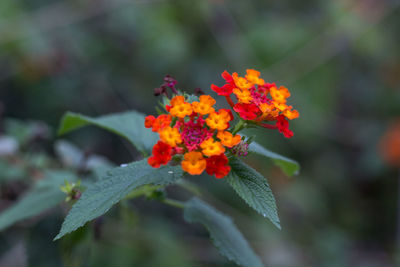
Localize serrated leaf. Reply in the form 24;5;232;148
54;159;182;240
58;111;158;155
184;197;263;267
0;170;77;231
227;157;280;229
249;142;300;176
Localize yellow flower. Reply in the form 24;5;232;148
192;95;216;115
181;151;206;175
159;126;182;147
217;131;241;148
206;109;232;131
200;138;225;157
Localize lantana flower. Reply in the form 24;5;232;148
145;70;299;178
145;94;239;178
212;69;299;138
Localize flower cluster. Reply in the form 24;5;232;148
145;95;241;178
211;69;299;138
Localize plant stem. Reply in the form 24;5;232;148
225;95;235;108
162;198;185;209
260;123;278;129
232;119;246;135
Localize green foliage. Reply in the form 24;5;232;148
184;197;263;267
58;111;158;155
248;141;300;176
54;140;114;175
4;118;50;146
54;158;183;240
227;157;280;229
0;159;26;183
0;170;77;231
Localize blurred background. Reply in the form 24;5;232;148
1;0;400;266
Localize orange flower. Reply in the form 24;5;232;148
159;126;182;147
206;109;232;130
217;131;241;148
283;108;299;120
145;114;172;132
232;72;253;90
181;151;206;175
233;88;252;104
170;95;185;105
169;95;192;118
245;69;265;86
200;138;225;157
192;95;216;115
270;86;290;104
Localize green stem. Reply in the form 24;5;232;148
232;119;246;135
162;198;185;209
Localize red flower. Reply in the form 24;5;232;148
233;103;261;120
147;141;172;168
206;154;231;178
221;71;236;87
276;115;293;138
211;84;234;96
145;115;156;128
150;114;172;132
211;71;236;96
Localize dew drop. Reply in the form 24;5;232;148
262;213;267;217
168;171;174;174
120;163;128;167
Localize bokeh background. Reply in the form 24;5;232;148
1;0;400;266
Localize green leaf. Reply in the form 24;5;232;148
58;111;158;155
54;159;182;240
0;159;26;183
0;170;77;231
227;157;280;229
248;141;300;176
54;140;114;175
184;197;263;267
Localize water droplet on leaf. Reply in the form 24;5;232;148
120;163;128;167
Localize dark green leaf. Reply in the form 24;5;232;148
58;111;158;155
184;197;263;267
54;159;182;240
249;142;300;176
0;170;77;231
227;157;280;229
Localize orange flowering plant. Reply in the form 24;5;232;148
53;69;300;267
